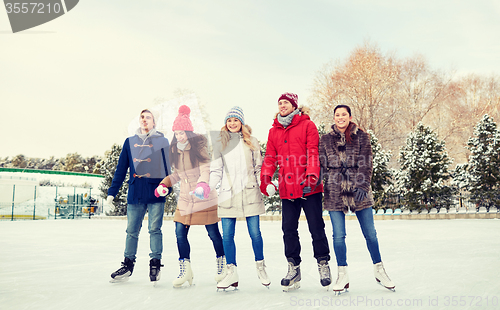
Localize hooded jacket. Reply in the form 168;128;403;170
161;140;219;226
210;132;265;218
108;129;171;204
261;108;323;199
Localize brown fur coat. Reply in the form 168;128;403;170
319;123;374;213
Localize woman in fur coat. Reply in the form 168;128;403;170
319;104;395;294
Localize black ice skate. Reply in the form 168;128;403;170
110;257;135;283
149;258;163;286
317;258;332;289
281;258;301;292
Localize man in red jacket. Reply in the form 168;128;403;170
260;92;331;291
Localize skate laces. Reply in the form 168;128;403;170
216;256;226;274
284;262;297;280
318;261;330;279
177;260;186;278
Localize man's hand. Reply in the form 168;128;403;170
260;176;277;196
106;195;114;205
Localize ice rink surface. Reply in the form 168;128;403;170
1;218;500;310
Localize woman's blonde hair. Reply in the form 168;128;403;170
219;124;257;151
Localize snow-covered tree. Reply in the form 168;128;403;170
367;130;393;207
465;114;500;209
11;154;27;168
99;144;128;215
395;122;454;210
451;163;469;193
64;153;85;172
260;141;281;214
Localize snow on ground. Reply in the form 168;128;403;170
1;218;499;310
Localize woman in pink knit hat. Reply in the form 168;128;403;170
155;105;225;288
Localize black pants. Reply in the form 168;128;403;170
281;192;330;265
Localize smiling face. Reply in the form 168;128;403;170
334;107;352;132
140;111;155;133
174;130;188;143
226;117;242;133
278;99;296;117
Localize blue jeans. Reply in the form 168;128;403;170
221;216;264;266
125;202;164;260
329;207;382;266
175;221;224;259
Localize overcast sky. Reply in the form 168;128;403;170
1;0;500;159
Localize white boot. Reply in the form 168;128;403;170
172;259;193;287
374;262;395;290
256;260;271;286
214;256;227;283
332;266;349;293
217;264;238;290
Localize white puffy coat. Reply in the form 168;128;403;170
209;132;265;218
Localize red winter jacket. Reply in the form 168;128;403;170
261;111;323;199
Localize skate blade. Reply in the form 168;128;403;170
376;279;395;292
333;288;348;296
217;282;239;292
282;282;300;292
109;277;130;283
173;282;195;289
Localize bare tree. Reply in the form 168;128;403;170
310;41;401;147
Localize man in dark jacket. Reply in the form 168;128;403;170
107;109;172;284
260;93;331;291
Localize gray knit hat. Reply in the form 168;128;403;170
224;106;245;125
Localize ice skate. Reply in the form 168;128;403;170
332;266;349;295
172;258;194;288
374;262;395;292
217;264;238;291
281;258;301;292
110;257;135;283
317;258;332;289
214;255;227;283
149;258;163;286
256;260;271;287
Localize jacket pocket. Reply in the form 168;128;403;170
218;187;232;209
244;184;262;204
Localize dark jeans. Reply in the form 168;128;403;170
281;192;330;265
175;221;224;259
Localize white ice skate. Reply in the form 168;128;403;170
256;260;271;287
214;256;227;283
217;264;238;291
172;259;194;288
374;262;395;292
332;266;349;295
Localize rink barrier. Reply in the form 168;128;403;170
89;212;500;221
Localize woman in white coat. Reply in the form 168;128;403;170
210;106;270;290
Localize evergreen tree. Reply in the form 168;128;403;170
395;123;454;210
367;130;393;208
99;144;128;215
465;114;500;209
